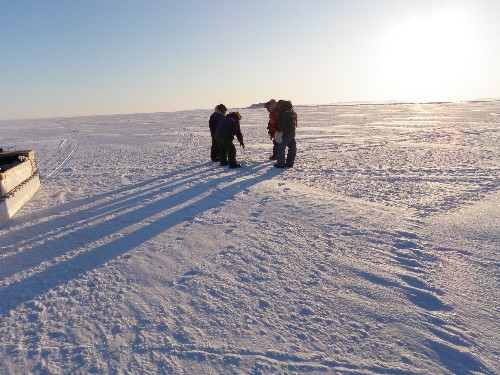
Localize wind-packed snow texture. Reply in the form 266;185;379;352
0;102;499;374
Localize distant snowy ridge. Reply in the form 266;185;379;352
243;98;500;111
247;103;266;109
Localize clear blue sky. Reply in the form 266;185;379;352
1;0;499;119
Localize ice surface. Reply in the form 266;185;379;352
0;102;498;374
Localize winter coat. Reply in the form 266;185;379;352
215;113;244;146
209;108;226;137
276;101;297;139
267;99;286;138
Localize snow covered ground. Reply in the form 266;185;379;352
0;101;499;374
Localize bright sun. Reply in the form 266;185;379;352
378;7;474;101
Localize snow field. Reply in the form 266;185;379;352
0;102;498;374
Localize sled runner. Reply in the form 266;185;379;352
0;150;40;228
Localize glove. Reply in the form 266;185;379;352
275;131;283;144
236;133;244;149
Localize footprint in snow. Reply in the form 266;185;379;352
176;269;201;285
251;210;262;218
225;226;237;234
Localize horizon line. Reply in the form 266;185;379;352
1;98;499;122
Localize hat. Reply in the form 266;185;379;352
264;99;277;112
228;111;242;120
216;104;227;113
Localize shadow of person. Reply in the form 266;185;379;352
0;162;274;316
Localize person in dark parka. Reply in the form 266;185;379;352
215;111;245;168
274;100;297;168
209;104;227;161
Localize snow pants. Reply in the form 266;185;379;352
210;137;219;161
215;138;238;167
276;137;296;167
271;140;278;158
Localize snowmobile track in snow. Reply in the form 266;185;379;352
37;124;79;188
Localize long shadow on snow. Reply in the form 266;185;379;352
0;164;220;276
1;162;217;242
0;162;276;316
0;164;221;258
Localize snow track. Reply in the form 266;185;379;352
37;124;79;187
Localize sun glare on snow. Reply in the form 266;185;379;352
378;7;474;101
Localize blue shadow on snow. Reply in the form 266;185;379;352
0;162;276;316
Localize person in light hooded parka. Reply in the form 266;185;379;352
264;99;286;160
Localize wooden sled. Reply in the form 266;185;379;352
0;150;41;228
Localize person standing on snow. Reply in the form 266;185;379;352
273;100;297;168
264;99;285;160
209;104;227;162
215;111;245;168
264;99;278;160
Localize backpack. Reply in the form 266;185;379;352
277;101;297;133
287;108;297;129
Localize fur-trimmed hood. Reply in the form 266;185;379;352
214;104;227;115
264;99;277;112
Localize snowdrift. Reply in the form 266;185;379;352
0;150;40;228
